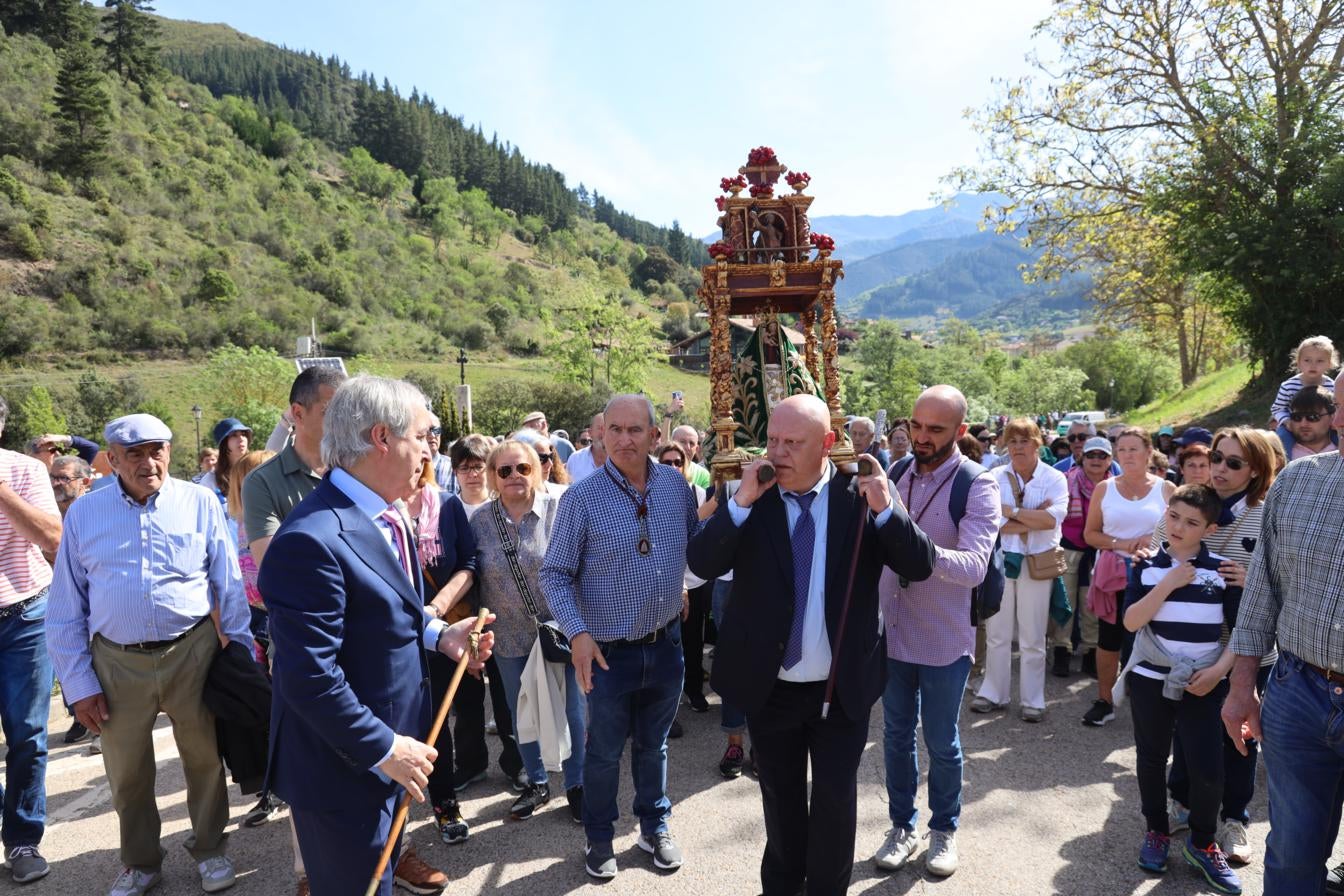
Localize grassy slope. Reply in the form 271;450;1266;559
1123;360;1273;431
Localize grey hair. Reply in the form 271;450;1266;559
52;455;92;479
604;393;656;427
320;375;428;470
1067;420;1097;436
849;415;875;432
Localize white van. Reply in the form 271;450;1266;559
1057;411;1106;436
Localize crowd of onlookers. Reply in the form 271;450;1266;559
0;332;1341;895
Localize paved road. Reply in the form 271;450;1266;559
24;661;1271;896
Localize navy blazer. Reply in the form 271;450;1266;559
259;476;432;812
687;472;936;721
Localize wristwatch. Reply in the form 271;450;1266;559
1010;506;1020;520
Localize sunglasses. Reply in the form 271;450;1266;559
1289;409;1334;422
1209;451;1247;471
1083;452;1110;460
428;427;442;436
495;462;533;479
660;456;683;467
1067;433;1090;443
577;438;592;446
536;452;554;464
977;436;993;444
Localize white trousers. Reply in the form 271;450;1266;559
977;573;1052;710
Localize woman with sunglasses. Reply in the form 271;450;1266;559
1144;428;1278;865
512;428;570;496
1082;427;1175;727
470;439;586;823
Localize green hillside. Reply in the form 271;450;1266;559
0;13;704;366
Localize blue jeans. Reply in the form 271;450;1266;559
0;589;55;849
492;652;586;791
583;621;683;844
883;655;971;833
711;579;746;734
1259;652;1344;896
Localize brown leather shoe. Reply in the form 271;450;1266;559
295;877;310;896
393;848;448;894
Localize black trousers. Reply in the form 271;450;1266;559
1126;671;1227;846
683;582;712;696
746;679;871;896
427;652;522;808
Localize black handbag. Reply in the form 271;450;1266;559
490;500;571;664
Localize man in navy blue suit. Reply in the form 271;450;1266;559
259;376;494;896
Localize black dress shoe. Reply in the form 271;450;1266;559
509;782;550;820
685;692;709;713
63;721;90;744
1051;646;1071;677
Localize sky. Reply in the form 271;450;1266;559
152;0;1052;233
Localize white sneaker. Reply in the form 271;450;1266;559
108;867;162;896
873;827;918;870
198;856;236;893
1219;819;1252;864
925;829;959;877
1168;798;1190;833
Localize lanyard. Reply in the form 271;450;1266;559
603;466;652;555
905;464;957;527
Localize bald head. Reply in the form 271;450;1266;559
767;395;836;492
671;424;701;463
911;385;969;471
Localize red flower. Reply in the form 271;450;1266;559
720;175;747;192
715;196;726;211
749;183;774;197
809;232;835;252
747;145;779;167
786;170;811;187
708;240;734;259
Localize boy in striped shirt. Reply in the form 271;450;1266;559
1118;483;1242;895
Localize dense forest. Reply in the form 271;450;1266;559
0;1;709;365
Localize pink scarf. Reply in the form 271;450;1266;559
1062;465;1107;546
413;485;444;566
1086;549;1129;624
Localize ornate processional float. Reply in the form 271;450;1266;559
698;147;853;484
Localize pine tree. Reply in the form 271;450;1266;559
53;13;111;179
98;0;161;87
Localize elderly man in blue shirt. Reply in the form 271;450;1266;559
47;414;252;896
541;393;700;880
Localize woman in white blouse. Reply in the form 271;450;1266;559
973;417;1068;722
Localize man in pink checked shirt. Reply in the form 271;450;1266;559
870;386;1001;880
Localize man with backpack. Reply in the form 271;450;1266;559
872;386;1002;880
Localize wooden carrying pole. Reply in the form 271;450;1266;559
365;607;490;896
821;459;874;720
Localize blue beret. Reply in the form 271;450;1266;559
104;413;173;447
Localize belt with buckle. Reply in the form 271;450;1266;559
108;615;210;652
1305;660;1344;685
0;592;42;622
600;621;674;649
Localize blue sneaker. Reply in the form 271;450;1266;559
1138;831;1170;873
1183;840;1242;894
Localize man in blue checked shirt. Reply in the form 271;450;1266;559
541;394;701;881
46;414;252;896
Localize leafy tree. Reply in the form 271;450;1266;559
52;13;111;180
633;247;680;286
197;269;238;304
346;146;409;202
418;176;461;250
194;346;294;421
1059;331;1180;413
12;385;68;446
953;0;1344;375
99;0;161;88
994;356;1093;417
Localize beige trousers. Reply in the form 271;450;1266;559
91;620;229;871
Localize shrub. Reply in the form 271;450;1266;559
6;222;43;260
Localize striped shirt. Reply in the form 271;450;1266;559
1124;543;1239;681
46;475;253;705
541;458;699;642
1230;451;1344;673
0;448;58;607
1270;374;1335;424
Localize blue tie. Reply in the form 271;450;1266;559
783;491;816;670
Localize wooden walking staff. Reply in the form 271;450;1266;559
821;458;874;720
364;607;490;896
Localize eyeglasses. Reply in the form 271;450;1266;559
49;475;79;484
976;436;993;444
1083;452;1110;460
1067;433;1090;443
660;456;683;467
428;427;442;436
578;438;592;446
536;453;554;464
457;463;485;475
41;445;64;455
1289;409;1334;422
1209;451;1247;471
495;463;533;479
